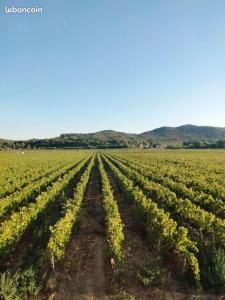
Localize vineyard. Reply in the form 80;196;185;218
0;150;225;299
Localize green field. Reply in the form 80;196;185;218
0;150;225;299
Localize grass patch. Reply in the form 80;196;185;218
203;246;225;293
0;266;40;300
137;262;168;288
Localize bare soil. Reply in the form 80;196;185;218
105;169;166;299
0;162;87;273
103;163;224;300
30;161;224;300
46;164;110;300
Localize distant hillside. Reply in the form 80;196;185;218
60;130;140;142
140;125;225;142
57;130;141;148
1;125;225;149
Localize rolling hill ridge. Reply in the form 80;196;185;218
1;125;225;149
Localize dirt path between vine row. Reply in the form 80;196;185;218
104;160;222;300
48;164;109;300
0;162;87;273
105;167;166;299
37;159;222;300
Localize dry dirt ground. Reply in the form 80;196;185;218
32;164;224;300
44;165;112;300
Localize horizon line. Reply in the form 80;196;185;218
1;123;225;141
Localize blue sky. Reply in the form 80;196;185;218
1;0;225;139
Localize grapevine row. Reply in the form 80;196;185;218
0;155;92;256
110;154;225;218
0;156;91;221
105;154;225;248
0;161;65;199
113;152;225;202
0;151;88;198
102;155;201;286
98;154;124;272
48;155;95;260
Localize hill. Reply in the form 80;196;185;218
140;124;225;143
1;125;225;149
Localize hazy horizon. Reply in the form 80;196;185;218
1;123;225;141
1;1;225;139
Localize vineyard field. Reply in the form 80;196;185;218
0;150;225;300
